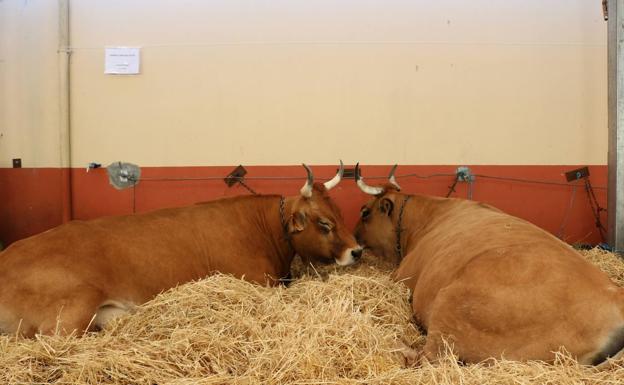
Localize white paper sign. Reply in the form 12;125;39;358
105;47;140;75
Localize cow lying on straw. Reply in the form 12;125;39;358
354;164;624;366
0;163;362;337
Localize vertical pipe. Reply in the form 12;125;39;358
58;0;72;222
608;0;624;252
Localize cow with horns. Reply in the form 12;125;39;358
354;164;624;366
0;162;362;337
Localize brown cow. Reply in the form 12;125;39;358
353;164;624;366
0;163;362;337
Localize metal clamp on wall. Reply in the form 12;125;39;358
106;162;141;190
447;166;475;199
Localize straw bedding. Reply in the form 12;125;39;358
2;248;624;384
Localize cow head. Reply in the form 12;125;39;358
353;164;405;259
287;162;363;266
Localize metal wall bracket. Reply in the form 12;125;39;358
447;166;475;200
86;162;102;172
106;162;141;190
342;167;355;179
223;165;257;194
224;165;247;187
564;166;590;182
455;166;475;182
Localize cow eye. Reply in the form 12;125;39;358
361;207;371;220
318;221;332;234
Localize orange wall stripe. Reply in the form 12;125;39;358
0;165;607;247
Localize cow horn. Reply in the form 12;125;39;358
323;160;344;190
354;163;384;195
388;164;401;191
300;163;314;198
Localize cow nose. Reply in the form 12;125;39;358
351;248;363;260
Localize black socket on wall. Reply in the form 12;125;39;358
12;158;21;168
342;168;355;179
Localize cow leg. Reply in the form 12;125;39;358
398;331;456;366
595;345;624;369
411;313;428;336
416;284;479;364
93;300;136;330
0;305;35;337
394;340;424;366
421;330;452;364
37;288;107;336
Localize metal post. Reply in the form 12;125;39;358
608;0;624;252
58;0;73;222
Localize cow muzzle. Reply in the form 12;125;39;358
336;246;364;266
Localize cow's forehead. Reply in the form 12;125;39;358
305;195;342;221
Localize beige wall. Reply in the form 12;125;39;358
0;0;63;168
1;1;608;167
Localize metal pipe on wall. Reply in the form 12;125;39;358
608;0;624;252
58;0;72;222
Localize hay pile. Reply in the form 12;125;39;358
2;249;624;384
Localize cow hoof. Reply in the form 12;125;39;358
395;340;424;367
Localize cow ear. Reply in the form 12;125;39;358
288;211;306;233
379;197;394;216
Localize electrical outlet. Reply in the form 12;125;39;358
342;168;355;179
564;167;590;182
224;165;247;187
